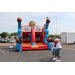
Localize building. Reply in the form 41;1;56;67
61;32;75;44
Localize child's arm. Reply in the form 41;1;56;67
57;39;61;42
19;40;22;44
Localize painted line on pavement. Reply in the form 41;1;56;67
0;49;5;53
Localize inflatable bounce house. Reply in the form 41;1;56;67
16;17;52;51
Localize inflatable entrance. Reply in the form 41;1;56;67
16;17;51;51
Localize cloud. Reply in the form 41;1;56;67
42;20;46;25
0;12;74;34
53;24;64;34
65;12;75;18
53;25;61;29
26;12;54;17
71;30;75;32
0;23;2;26
0;12;5;14
54;12;62;17
65;12;72;16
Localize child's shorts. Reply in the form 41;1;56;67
53;48;56;51
55;48;61;57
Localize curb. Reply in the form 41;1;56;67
0;46;16;47
61;44;75;45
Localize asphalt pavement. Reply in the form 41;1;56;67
0;45;75;62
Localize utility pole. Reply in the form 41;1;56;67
55;16;57;38
56;16;57;35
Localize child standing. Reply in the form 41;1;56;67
54;39;62;62
19;37;23;52
52;39;57;60
49;39;55;59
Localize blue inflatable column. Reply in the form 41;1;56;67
16;18;22;51
44;18;52;50
44;22;50;43
18;22;21;38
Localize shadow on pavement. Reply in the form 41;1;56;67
39;57;54;62
9;47;19;52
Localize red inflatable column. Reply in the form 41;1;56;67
31;28;36;43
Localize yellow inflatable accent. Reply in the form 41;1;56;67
29;21;36;28
21;23;22;29
31;46;38;48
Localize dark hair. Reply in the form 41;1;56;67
52;39;54;42
50;39;54;42
50;39;52;42
54;44;56;47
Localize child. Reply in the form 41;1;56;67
53;39;62;62
19;37;23;52
49;39;55;58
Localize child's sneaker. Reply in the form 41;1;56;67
56;59;61;62
53;58;57;60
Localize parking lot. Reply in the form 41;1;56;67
0;42;16;47
0;44;75;62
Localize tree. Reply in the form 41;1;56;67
14;36;16;39
48;34;55;38
0;32;7;38
10;32;18;36
14;32;18;36
10;33;15;36
55;35;61;39
9;35;11;39
6;32;10;36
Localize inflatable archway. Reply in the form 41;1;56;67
16;17;52;51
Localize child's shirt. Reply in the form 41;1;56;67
53;42;56;49
53;38;62;49
56;42;62;49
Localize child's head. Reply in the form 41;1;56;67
52;38;54;42
47;38;54;42
50;38;54;42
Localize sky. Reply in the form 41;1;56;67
0;12;75;35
